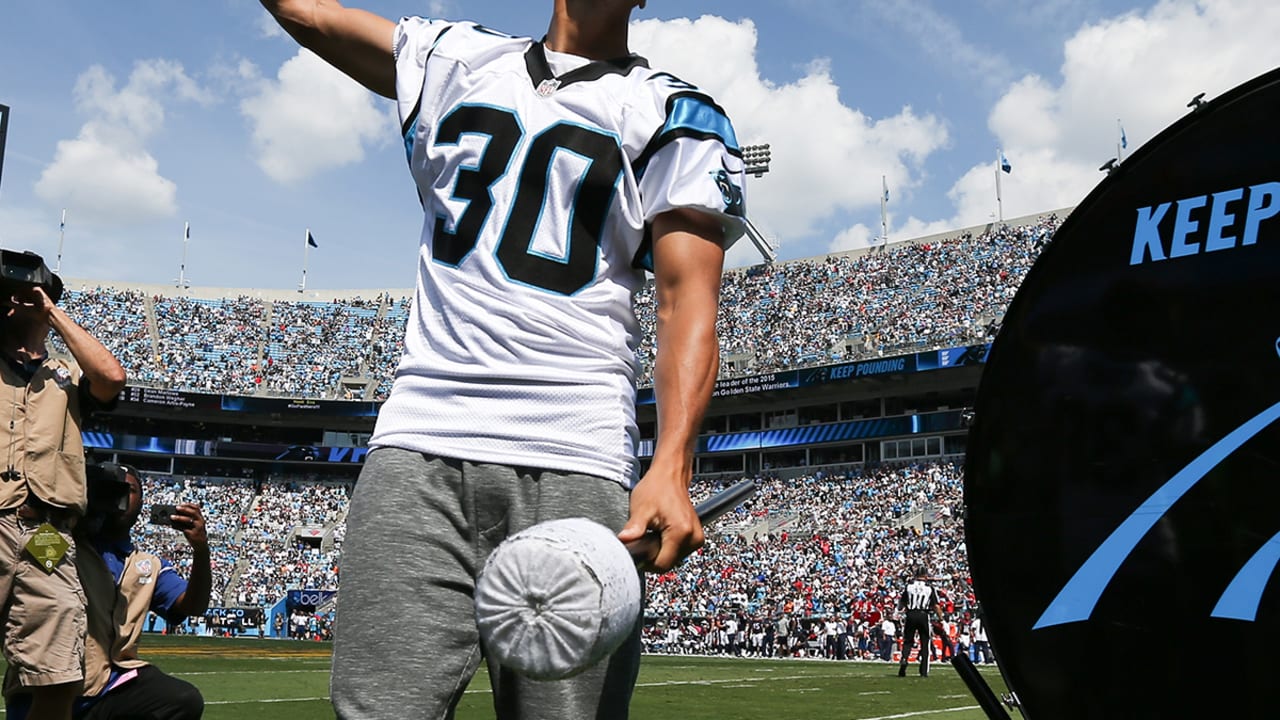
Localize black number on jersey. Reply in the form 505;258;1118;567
432;105;521;266
432;107;624;295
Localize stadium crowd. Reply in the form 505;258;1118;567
641;463;974;660
57;217;1058;399
127;459;979;661
235;480;348;607
259;299;380;397
635;217;1056;384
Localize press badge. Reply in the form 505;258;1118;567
25;523;69;573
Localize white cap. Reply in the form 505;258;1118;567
475;518;642;680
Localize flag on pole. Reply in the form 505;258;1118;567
307;230;318;248
56;209;68;273
879;175;890;245
1120;125;1128;149
1000;152;1012;174
178;221;191;288
0;103;9;196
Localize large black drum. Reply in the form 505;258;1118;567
966;67;1280;718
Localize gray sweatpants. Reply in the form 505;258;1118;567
331;448;641;720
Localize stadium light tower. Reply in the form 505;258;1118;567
739;143;777;263
742;143;771;178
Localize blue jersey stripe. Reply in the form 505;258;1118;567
663;96;740;151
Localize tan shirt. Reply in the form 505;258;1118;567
0;357;89;513
78;542;163;696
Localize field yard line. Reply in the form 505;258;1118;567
204;697;329;705
855;706;980;720
175;669;330;676
459;673;861;694
153;697;985;718
637;673;855;687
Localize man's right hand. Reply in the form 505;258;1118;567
4;285;56;322
170;503;209;552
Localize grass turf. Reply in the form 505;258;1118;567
81;635;1011;720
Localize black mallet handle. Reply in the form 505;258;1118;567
626;478;758;564
694;478;758;525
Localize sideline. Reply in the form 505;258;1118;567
856;707;980;720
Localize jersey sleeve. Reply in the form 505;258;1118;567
393;17;457;158
631;85;748;270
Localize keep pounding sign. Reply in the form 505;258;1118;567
965;67;1280;719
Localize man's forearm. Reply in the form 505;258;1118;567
171;545;213;619
650;299;719;479
622;210;725;571
647;210;725;480
48;307;126;400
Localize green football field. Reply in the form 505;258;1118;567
60;635;1012;720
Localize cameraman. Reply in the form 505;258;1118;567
73;463;210;719
0;254;125;720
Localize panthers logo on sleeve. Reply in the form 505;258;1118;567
711;161;745;217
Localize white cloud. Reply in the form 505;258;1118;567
925;0;1280;231
860;0;1016;91
630;16;950;266
34;60;206;226
240;49;393;183
828;223;875;254
36;138;178;223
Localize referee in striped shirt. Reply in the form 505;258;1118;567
898;567;942;677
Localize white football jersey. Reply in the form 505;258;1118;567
370;17;747;486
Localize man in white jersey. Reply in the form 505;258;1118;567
259;1;745;718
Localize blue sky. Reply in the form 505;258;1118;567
1;0;1278;290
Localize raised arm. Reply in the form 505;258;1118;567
260;0;397;98
13;286;127;404
617;207;725;572
168;503;212;620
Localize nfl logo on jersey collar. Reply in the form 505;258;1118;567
536;78;561;97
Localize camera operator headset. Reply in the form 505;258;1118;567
0;250;125;720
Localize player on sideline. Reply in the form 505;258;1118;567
258;1;747;718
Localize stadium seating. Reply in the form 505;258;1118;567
133;459;971;659
55;217;1059;399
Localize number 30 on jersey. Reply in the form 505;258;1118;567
431;105;625;296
